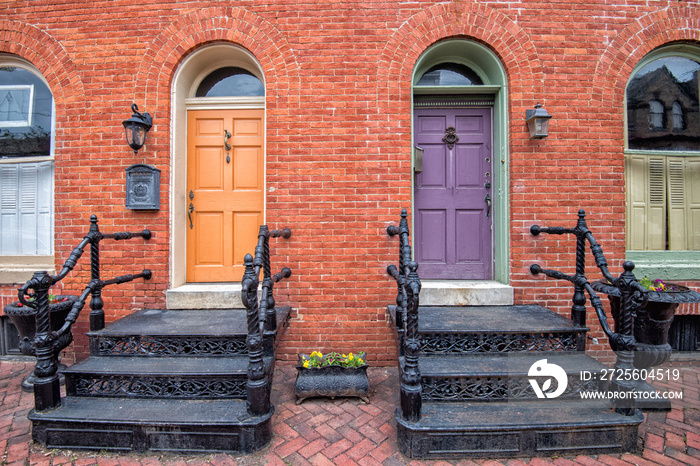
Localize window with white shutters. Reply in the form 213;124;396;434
626;155;700;251
625;46;700;279
0;59;54;282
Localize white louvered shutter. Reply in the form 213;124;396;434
0;161;53;255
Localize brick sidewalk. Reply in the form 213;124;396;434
1;358;699;465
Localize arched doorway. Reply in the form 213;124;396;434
171;44;265;287
412;39;509;283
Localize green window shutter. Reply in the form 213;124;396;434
627;154;666;250
667;157;686;250
681;157;700;250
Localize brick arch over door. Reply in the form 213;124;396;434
377;2;544;283
377;2;544;134
133;7;301;118
592;5;700;119
132;7;301;289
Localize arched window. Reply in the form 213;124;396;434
625;46;700;257
195;67;264;97
0;60;54;269
416;63;483;86
626;55;699;150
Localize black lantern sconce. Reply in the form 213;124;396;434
525;102;552;139
122;103;153;155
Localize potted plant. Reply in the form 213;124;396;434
3;294;77;391
592;277;700;368
295;351;370;404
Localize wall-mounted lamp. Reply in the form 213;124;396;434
122;103;153;155
525;102;552;139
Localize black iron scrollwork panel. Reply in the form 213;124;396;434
421;375;600;401
420;332;580;354
94;336;248;356
71;375;247;399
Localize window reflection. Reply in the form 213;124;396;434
195;67;264;97
627;57;700;151
416;63;483;86
0;67;52;158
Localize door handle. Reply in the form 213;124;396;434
188;190;194;229
224;129;232;152
484;193;491;218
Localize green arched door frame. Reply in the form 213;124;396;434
411;39;510;284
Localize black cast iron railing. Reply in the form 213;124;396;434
241;225;292;416
387;209;422;422
17;215;152;412
529;209;643;415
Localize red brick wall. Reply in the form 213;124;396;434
2;1;700;366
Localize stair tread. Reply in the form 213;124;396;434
62;355;263;376
88;306;291;337
411;305;587;333
29;396;268;425
403;399;644;430
412;353;606;377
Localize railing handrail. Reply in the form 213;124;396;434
241;224;292;417
529;209;642;415
18;214;152;412
386;209;422;422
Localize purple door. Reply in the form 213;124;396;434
414;107;493;279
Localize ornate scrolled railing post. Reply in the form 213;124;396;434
242;253;269;417
387;209;410;337
26;271;61;411
88;215;105;332
386;209;422;422
530;210;647;416
16;214;152;411
265;227;292;334
401;261;422;422
609;262;643;415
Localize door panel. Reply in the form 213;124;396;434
187;109;264;282
414;107;493;279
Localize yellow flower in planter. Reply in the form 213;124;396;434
298;351;367;368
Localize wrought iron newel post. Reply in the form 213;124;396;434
17;215;152;412
26;271;60;411
242;254;269;417
387;209;422;422
530;210;641;415
240;224;292;416
402;261;422;422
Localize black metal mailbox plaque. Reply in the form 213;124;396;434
125;164;160;210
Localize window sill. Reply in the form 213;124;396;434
0;256;55;284
626;251;700;281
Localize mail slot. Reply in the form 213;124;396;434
413;146;424;173
125;164;160;210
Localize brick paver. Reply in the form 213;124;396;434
1;357;699;465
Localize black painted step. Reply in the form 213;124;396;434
29;396;272;453
88;307;290;357
390;305;587;353
403;352;606;402
62;355;274;399
396;399;644;458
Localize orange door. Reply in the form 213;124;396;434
186;109;264;282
